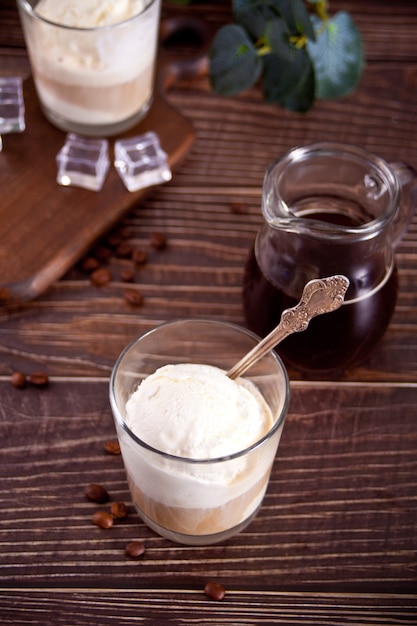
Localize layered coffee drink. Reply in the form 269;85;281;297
17;0;161;135
109;319;290;545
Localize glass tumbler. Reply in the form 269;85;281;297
17;0;161;136
109;319;290;545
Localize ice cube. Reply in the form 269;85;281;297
114;131;172;192
0;77;25;151
56;133;110;191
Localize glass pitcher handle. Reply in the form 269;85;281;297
389;161;417;247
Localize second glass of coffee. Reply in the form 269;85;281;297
17;0;161;136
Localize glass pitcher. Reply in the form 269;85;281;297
243;143;416;371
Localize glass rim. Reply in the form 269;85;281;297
17;0;159;32
109;318;290;465
263;141;400;241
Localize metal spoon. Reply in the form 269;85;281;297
227;274;350;380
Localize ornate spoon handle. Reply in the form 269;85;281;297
227;275;350;380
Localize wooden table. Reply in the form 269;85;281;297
1;1;416;623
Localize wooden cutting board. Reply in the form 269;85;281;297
0;20;208;304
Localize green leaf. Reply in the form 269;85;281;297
262;46;315;111
279;59;315;111
233;0;270;15
272;0;316;39
307;11;365;99
209;24;262;96
264;18;292;58
234;2;279;40
234;0;315;41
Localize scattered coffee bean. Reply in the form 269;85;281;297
150;231;167;250
124;288;144;306
93;245;113;262
125;540;145;558
230;201;246;214
104;440;121;455
29;372;49;387
92;510;114;529
120;267;135;283
90;267;112;286
118;226;133;240
131;248;147;265
85;483;110;504
81;256;101;273
111;501;128;519
106;233;123;248
11;371;27;389
116;242;133;258
0;287;11;303
204;581;226;601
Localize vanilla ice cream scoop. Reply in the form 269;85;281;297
125;363;273;459
35;0;146;28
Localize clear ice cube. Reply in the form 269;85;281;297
56;133;110;191
0;77;25;151
114;131;172;192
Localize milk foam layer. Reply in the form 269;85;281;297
125;363;273;459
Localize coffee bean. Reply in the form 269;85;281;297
29;372;49;387
118;227;133;240
92;510;114;529
230;201;246;214
131;249;147;265
124;288;144;306
90;267;112;286
80;256;101;273
93;245;113;262
115;242;133;258
111;501;128;519
106;233;123;248
150;231;167;250
85;483;110;504
204;581;226;601
0;287;11;303
125;540;145;558
120;267;135;283
11;371;27;389
104;440;121;455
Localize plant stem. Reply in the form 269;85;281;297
315;0;329;22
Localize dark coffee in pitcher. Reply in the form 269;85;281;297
243;221;398;372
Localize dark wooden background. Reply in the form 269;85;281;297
0;1;416;623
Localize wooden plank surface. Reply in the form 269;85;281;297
1;590;416;625
1;380;416;592
0;0;417;623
